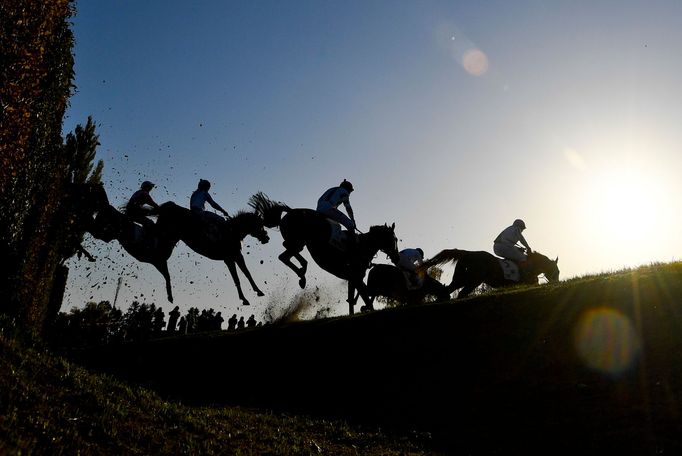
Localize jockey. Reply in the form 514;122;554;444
126;180;159;229
190;179;229;222
397;247;424;288
316;179;356;232
493;219;532;264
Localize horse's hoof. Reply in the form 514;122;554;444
256;290;265;297
360;305;373;313
168;296;174;303
242;300;250;306
298;277;306;288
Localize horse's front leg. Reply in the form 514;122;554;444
153;261;173;303
225;259;250;306
77;244;96;262
235;253;265;297
353;280;374;313
347;282;357;315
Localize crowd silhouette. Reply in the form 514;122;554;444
49;300;266;348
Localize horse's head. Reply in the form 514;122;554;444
529;251;560;283
233;211;270;244
367;223;400;264
91;204;122;242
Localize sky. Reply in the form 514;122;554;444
63;0;682;320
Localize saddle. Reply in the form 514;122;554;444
401;269;423;290
325;219;353;253
498;258;521;282
192;212;225;243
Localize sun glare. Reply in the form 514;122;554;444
583;165;664;245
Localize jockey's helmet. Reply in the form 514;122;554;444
340;179;354;192
513;219;526;230
198;179;211;191
141;181;155;190
416;248;424;258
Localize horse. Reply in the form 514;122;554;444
367;263;451;305
248;192;401;314
90;204;178;302
418;249;560;299
62;182;111;262
155;202;270;306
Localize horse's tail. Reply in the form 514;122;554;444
417;248;464;273
249;192;290;228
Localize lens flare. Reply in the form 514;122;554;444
462;49;489;76
574;308;641;377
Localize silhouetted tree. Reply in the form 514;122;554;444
0;1;105;334
177;316;187;335
121;302;156;342
47;300;122;348
214;311;224;330
152;306;165;335
185;307;199;334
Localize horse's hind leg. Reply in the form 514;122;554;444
278;249;308;288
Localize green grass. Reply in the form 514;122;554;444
0;332;435;455
5;261;682;454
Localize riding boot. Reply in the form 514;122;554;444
517;260;528;280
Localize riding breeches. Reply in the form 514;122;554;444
317;207;355;231
493;242;527;262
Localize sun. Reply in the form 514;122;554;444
583;164;664;245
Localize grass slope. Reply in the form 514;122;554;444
74;262;682;454
0;333;436;454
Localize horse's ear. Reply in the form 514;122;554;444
391;222;395;230
555;256;559;263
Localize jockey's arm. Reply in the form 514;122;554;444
206;194;229;216
342;199;355;225
518;233;531;252
145;194;160;209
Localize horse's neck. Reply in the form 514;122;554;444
356;235;379;261
225;219;249;240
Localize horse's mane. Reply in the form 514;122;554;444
249;192;290;228
226;209;257;221
249;192;289;214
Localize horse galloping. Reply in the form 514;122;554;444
418;249;559;298
156;202;269;306
367;263;451;306
249;192;400;314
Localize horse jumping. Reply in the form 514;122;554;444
90;204;178;302
156;202;269;306
249;192;400;314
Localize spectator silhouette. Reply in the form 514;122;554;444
186;307;199;333
152;306;165;335
237;316;245;330
228;314;238;331
215;311;224;330
246;314;257;328
177;316;187;335
167;305;180;332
